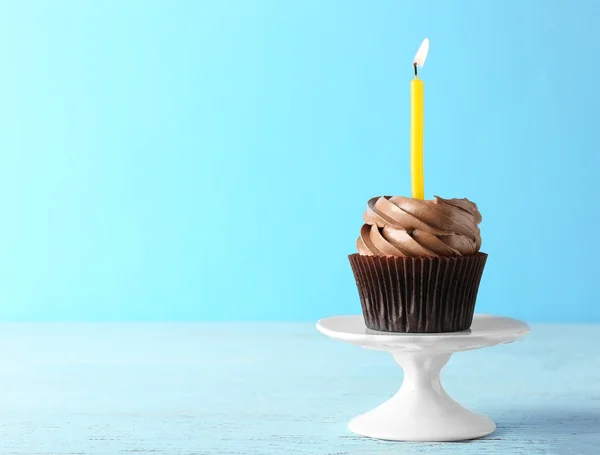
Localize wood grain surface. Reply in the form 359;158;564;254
0;322;596;454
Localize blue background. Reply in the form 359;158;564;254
0;0;598;322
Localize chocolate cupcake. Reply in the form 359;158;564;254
349;195;487;333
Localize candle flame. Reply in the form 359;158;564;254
413;38;430;68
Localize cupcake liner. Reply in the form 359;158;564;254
348;253;487;333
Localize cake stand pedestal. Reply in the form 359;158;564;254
316;314;529;442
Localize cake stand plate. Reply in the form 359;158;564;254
316;314;529;442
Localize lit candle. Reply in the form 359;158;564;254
411;38;429;200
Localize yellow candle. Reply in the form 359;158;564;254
410;38;429;200
410;75;424;200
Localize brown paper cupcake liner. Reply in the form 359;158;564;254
348;253;488;333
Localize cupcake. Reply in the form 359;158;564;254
349;195;487;333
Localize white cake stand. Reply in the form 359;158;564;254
317;314;529;442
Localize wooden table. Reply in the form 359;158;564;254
0;322;596;454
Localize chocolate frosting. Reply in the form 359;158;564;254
356;196;482;257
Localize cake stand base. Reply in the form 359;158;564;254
348;352;494;441
317;314;529;442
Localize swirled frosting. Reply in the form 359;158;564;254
356;196;482;257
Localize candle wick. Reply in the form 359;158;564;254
413;62;418;77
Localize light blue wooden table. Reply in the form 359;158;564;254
0;322;597;454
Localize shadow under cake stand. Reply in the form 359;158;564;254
316;314;529;442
